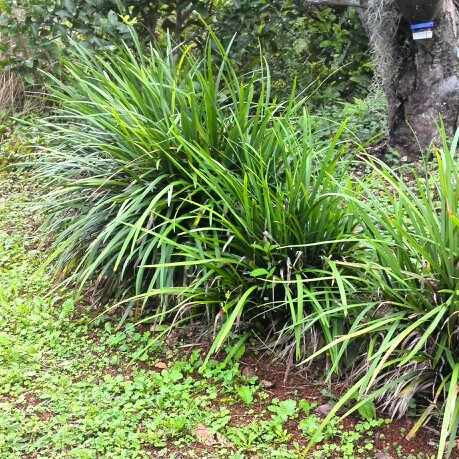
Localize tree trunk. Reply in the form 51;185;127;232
388;0;459;156
305;0;459;157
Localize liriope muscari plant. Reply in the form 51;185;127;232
32;28;368;364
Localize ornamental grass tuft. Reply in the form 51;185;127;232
33;30;367;363
303;123;459;459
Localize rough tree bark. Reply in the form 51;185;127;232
389;0;459;155
305;0;459;156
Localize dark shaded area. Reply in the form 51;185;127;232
394;0;442;23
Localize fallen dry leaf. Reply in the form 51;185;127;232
195;424;232;447
375;453;394;459
154;362;168;369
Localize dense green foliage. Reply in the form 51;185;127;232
213;1;371;102
23;30;459;458
0;0;371;104
0;170;402;459
33;32;369;367
0;0;220;83
0;0;126;82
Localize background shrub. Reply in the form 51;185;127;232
212;1;372;104
0;1;373;108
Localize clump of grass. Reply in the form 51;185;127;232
302;122;459;459
31;29;369;364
